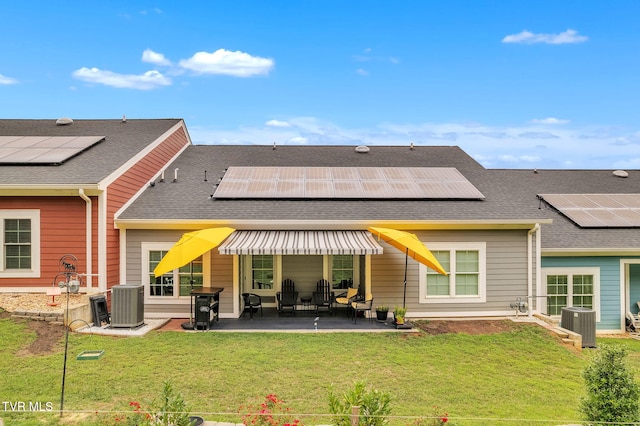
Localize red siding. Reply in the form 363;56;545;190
1;197;87;288
105;126;189;289
1;124;188;291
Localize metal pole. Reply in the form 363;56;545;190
60;276;70;417
403;247;408;308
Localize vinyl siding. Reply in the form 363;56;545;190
1;197;87;287
371;230;531;316
106;126;190;290
125;229;234;317
542;256;640;331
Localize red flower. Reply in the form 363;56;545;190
441;417;448;423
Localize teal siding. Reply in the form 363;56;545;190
543;256;640;331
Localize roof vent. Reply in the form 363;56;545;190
56;117;73;126
355;145;370;153
613;170;629;178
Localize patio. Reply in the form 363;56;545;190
163;307;409;333
77;311;413;336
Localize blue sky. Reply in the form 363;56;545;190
1;1;639;169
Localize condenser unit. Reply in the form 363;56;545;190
111;284;144;328
561;307;596;348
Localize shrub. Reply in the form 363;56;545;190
580;344;640;425
328;381;391;426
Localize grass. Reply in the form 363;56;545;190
1;316;638;426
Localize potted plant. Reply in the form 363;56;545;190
375;305;389;321
393;306;407;325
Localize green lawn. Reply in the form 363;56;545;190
2;315;640;426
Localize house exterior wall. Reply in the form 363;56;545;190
282;255;323;296
541;256;640;332
370;229;531;317
124;229;234;317
1;196;88;288
125;228;535;320
105;126;190;291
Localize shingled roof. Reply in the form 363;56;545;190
0;118;183;186
117;144;549;225
487;168;640;251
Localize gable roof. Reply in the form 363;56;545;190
117;144;549;228
0;119;183;187
487;168;640;252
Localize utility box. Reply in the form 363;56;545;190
111;284;144;328
561;307;596;348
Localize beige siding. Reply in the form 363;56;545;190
127;228;532;319
126;229;235;316
370;230;530;315
282;255;323;296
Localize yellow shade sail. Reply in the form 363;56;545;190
153;227;235;277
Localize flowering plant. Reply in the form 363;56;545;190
411;406;454;426
239;393;303;426
112;381;194;426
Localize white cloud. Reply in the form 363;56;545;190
502;29;588;45
142;49;172;66
178;49;274;77
266;119;291;128
531;117;569;124
0;74;18;85
356;68;369;76
72;67;171;90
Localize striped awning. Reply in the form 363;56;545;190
218;230;383;255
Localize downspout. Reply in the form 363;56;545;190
527;223;540;318
78;189;92;289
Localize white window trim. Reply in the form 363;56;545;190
419;242;486;304
542;267;600;322
142;242;194;305
0;210;40;278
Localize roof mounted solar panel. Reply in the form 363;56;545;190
0;135;105;165
539;193;640;228
213;166;485;200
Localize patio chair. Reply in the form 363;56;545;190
627;311;640;332
335;287;359;317
313;279;335;315
276;279;298;315
352;294;374;324
241;293;262;319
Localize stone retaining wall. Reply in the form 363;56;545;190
9;296;92;330
11;310;64;325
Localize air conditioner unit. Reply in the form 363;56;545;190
111;284;144;328
561;307;596;348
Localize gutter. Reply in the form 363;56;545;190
115;218;554;230
78;189;93;289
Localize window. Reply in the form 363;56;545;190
251;255;273;290
143;243;203;300
5;219;31;269
0;210;40;278
419;242;486;304
331;255;354;289
543;267;599;318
